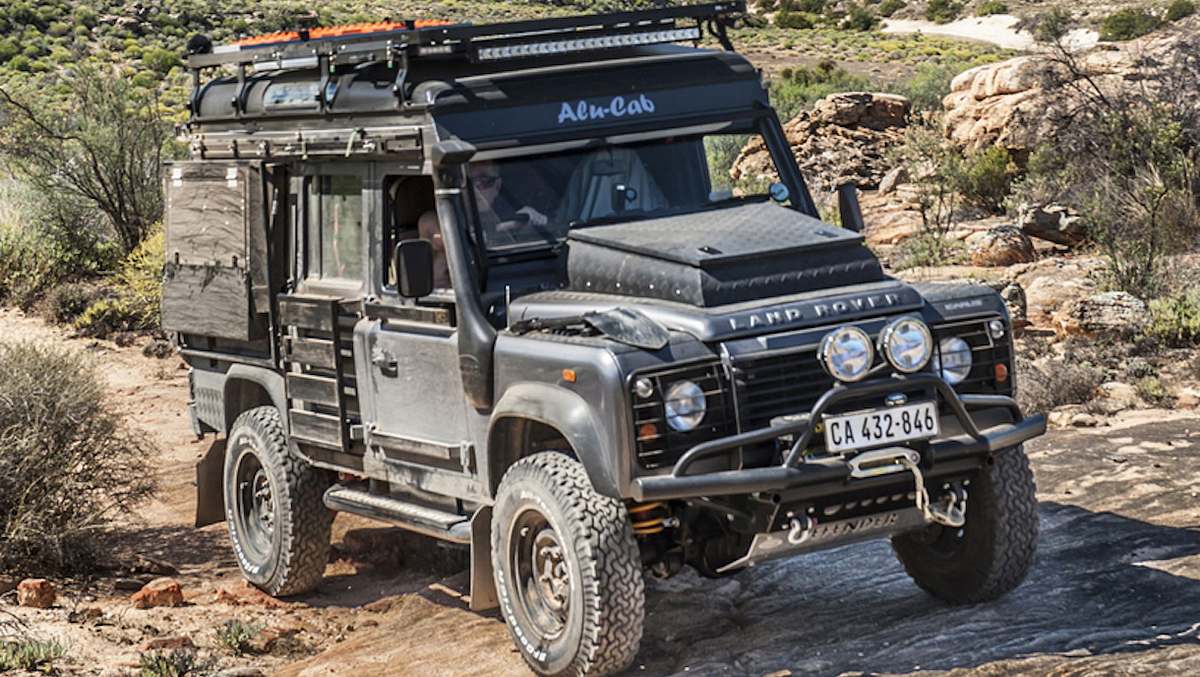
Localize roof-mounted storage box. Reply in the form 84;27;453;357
162;160;269;341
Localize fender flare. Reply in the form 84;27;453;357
487;382;621;498
221;364;287;434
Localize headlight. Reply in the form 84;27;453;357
819;326;874;383
879;317;933;373
933;337;973;384
664;380;706;432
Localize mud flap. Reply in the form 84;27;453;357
195;439;227;528
468;506;499;611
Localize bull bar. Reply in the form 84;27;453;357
629;373;1046;502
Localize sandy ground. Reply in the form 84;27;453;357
2;306;1200;676
882;15;1099;52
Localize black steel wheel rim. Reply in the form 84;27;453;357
510;506;571;642
233;449;276;563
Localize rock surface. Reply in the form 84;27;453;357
732;92;910;194
942;29;1200;153
1017;203;1088;247
130;577;184;609
969;225;1037;266
17;578;56;608
1067;291;1149;337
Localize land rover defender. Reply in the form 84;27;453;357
169;4;1046;675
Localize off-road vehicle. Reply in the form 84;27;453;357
170;3;1046;674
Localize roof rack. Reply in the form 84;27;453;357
185;1;745;71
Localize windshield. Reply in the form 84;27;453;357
465;131;785;251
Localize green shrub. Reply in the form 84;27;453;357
877;0;906;16
1099;8;1162;41
953;145;1013;212
1166;0;1196;21
976;1;1008;16
893;232;968;269
77;229;164;337
142;46;182;75
139;649;207;677
775;10;815;29
925;0;963;23
215;619;263;656
893;60;976;110
1146;290;1200;346
841;4;880;30
0;638;66;671
0;341;155;574
44;282;115;325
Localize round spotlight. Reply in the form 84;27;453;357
664;380;706;432
634;377;655;399
933;337;973;385
879;317;933;374
988;319;1006;340
819;326;875;383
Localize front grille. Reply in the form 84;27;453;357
631;362;735;470
630;317;1012;471
732;318;1011;433
732;349;835;431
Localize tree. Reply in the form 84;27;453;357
0;65;176;253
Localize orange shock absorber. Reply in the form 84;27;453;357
629;502;667;536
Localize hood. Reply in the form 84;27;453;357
564;201;885;307
509;281;927;343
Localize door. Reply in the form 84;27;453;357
356;172;473;471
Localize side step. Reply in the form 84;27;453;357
323;486;471;544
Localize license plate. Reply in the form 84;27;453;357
823;402;940;453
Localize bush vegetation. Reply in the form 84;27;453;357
1099;8;1162;41
1146;290;1200;346
75;228;164;337
877;0;906;17
925;0;963;23
1016;30;1200;298
954;145;1013;213
0;340;155;574
976;1;1008;16
1166;0;1196;21
0;636;66;672
215;619;264;656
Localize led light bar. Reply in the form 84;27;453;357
475;27;702;62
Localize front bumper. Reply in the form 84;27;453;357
629;373;1046;502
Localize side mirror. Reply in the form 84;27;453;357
430;140;477;168
394;239;435;299
837;183;865;233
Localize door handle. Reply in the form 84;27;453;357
372;350;398;377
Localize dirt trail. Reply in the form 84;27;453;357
3;307;1200;676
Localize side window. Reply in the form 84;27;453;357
306;175;364;280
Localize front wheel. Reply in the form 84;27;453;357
892;446;1038;604
223;406;334;597
492;452;644;677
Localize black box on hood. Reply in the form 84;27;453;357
565;202;885;307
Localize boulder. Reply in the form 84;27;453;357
1017;204;1088;247
1093;381;1145;415
732;92;911;194
130;577;184;609
877;166;907;195
969;226;1037;267
17;578;56;609
810;92;910;131
1067;291;1148;337
1014;258;1102;331
942;32;1200;153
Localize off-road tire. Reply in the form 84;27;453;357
892;446;1038;604
491;452;644;677
224;406;333;597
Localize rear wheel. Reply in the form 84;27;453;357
492;452;644;677
224;406;334;597
892;446;1038;603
